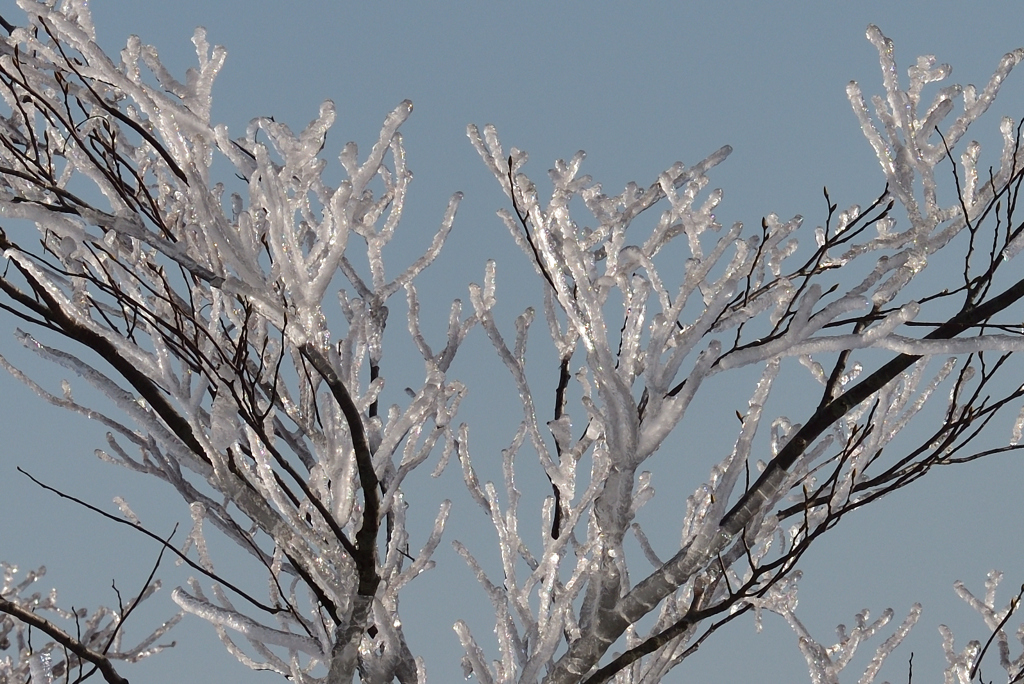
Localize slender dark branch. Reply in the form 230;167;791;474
99;524;175;659
18;467;285;616
669;188;892;396
230;399;359;560
969;583;1024;681
936;127;974;235
548;354;572;539
38;20;190;185
369;363;380;419
582;603;753;684
508;155;559;293
0;230;210;464
731;190;892;348
820;306;878;409
282;549;341;626
299;342;380;597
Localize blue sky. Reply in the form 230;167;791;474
3;2;1024;682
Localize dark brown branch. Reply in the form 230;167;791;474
581;599;754;684
820;306;878;410
229;399;359;560
508;155;558;293
299;342;380;597
98;523;175;662
548;354;572;539
0;229;210;464
38;20;190;185
720;268;1024;535
0;600;129;684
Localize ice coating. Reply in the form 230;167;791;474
0;2;467;680
28;652;53;684
171;586;322;655
0;560;181;680
4;3;1024;682
460;23;1024;684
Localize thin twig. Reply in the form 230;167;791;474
18;468;285;616
969;584;1024;681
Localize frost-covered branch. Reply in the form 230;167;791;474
0;1;469;680
4;4;1024;683
0;561;179;683
745;572;1024;684
457;24;1024;684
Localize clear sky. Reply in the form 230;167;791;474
2;2;1024;682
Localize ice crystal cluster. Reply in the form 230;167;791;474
3;1;1024;683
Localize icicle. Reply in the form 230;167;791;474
209;381;239;451
1012;404;1024;446
113;497;141;526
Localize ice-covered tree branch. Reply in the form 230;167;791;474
0;557;179;684
0;1;467;680
4;3;1024;683
459;24;1024;684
